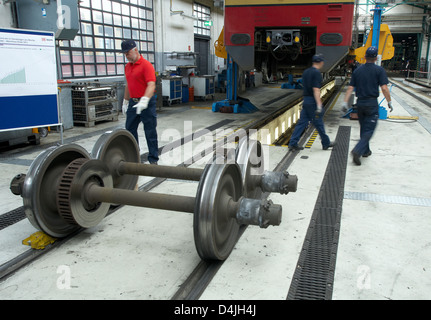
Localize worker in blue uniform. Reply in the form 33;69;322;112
288;54;335;151
342;46;393;165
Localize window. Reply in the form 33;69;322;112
194;3;211;37
59;0;155;79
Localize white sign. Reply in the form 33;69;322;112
0;29;57;97
0;28;59;131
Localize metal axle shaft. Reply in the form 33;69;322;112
118;161;203;181
84;182;281;228
116;160;297;195
86;183;197;213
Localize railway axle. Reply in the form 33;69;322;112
10;130;298;261
91;129;298;198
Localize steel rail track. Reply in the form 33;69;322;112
390;78;431;109
0;115;262;280
0;82;341;299
171;79;345;300
171;144;300;300
0;125;237;281
0;119;237;233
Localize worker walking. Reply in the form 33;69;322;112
121;39;159;164
289;54;335;151
342;46;393;166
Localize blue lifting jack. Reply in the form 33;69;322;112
378;83;394;120
342;84;394;119
281;74;303;90
342;106;357;119
212;54;259;113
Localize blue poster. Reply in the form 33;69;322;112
0;28;60;131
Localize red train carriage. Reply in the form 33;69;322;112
224;0;355;76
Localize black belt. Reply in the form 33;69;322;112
131;98;141;102
358;97;378;100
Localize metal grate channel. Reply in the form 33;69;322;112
0;207;26;231
287;126;351;300
344;191;431;207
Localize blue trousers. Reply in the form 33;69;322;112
352;104;379;156
289;101;330;148
126;96;159;163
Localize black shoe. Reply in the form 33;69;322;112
323;141;336;150
363;150;372;157
289;145;304;151
149;161;158;165
351;151;361;165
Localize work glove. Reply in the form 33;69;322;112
388;101;393;112
134;96;150;114
341;101;348;112
315;105;323;118
122;99;129;115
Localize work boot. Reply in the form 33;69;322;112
351;151;361;165
323;141;336;150
289;145;304;151
363;150;372;157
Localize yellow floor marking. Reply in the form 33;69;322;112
305;130;318;148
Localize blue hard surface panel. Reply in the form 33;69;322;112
0;95;59;130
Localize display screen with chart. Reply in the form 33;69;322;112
0;28;60;131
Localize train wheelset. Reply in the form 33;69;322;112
11;129;298;261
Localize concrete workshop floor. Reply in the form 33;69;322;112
0;79;431;300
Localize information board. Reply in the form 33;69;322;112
0;28;60;131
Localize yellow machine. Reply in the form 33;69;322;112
352;23;394;64
215;27;227;59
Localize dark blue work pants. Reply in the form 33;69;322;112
126;96;159;163
352;104;379;156
289;100;330;148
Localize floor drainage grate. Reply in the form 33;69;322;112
344;191;431;207
0;207;26;231
287;126;351;300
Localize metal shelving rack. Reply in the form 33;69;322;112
71;83;119;127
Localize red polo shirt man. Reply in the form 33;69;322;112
121;39;159;164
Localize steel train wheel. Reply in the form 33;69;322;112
22;144;90;238
194;163;242;261
236;138;265;199
91;129;139;191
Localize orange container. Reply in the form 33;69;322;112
189;86;194;102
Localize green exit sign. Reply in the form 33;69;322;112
204;21;213;27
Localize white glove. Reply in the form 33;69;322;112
122;99;129;115
133;96;150;114
315;105;323;118
341;101;348;112
388;101;393;112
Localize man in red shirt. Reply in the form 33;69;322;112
121;40;159;164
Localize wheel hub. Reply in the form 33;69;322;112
57;158;113;229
